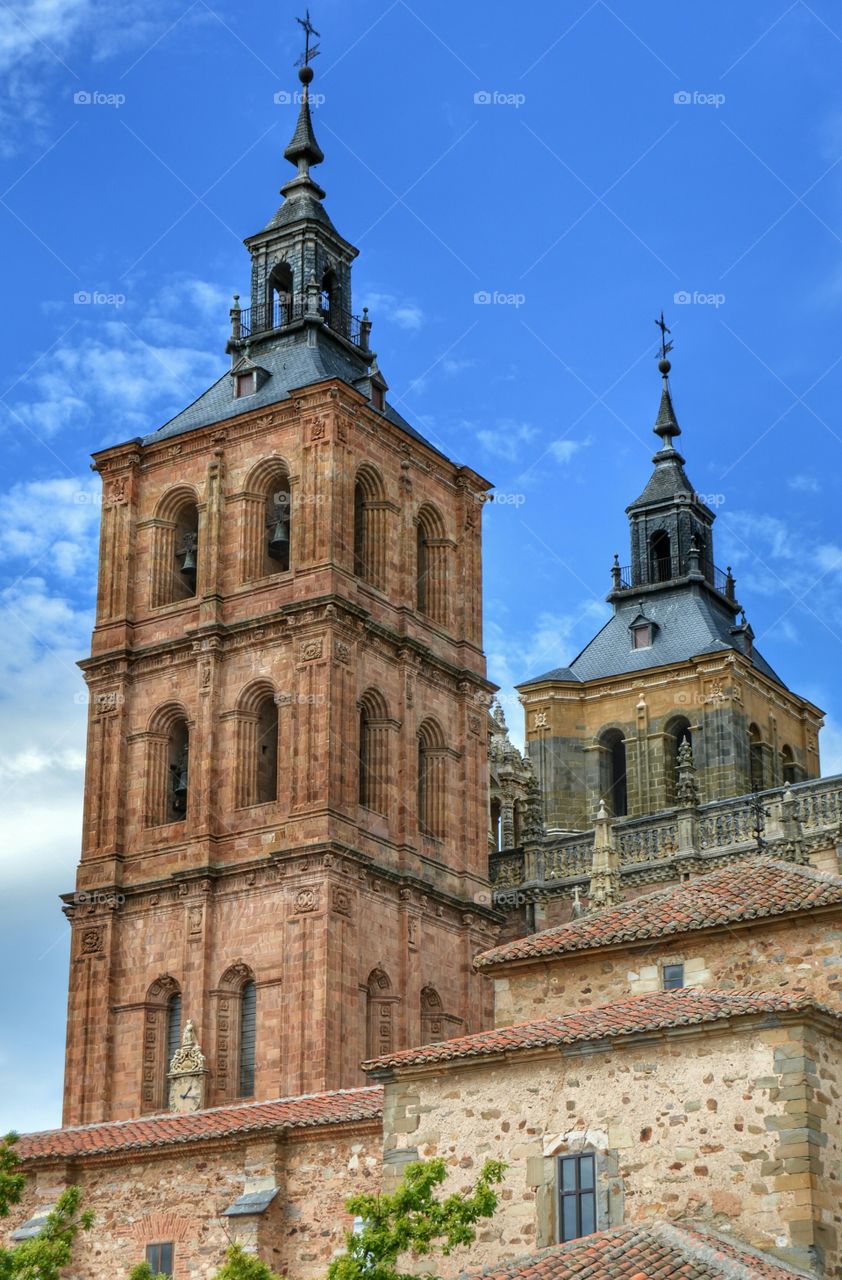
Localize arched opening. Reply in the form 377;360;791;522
352;467;386;589
320;268;339;326
664;716;692;806
167;718;190;822
599;729;627;818
649;529;672;583
255;696;279;804
781;744;797;785
416;505;447;625
365;968;394;1060
141;976;181;1114
420;986;444;1044
418;718;446;839
749;723;764;791
264;474;291;575
238;980;256;1098
268;262;293;328
358;691;390;815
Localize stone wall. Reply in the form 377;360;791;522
381;1017;841;1276
7;1124;381;1280
492;909;842;1027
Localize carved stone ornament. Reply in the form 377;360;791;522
167;1020;207;1113
334;640;350;662
332;887;352;916
300;638;323;661
169;1020;206;1075
94;691;119;715
81;927;103;954
294;887;318;913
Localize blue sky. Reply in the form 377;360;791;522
2;0;842;1132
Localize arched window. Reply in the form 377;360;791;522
599;729;627;818
418;718;447;839
649;530;672;583
416;505;447;625
141;976;181;1113
781;744;797;785
420;986;444;1044
268;262;293;329
166;991;182;1072
235;684;279;808
145;706;191;827
365;968;394;1060
352;466;386;589
490;797;502;851
749;723;764;791
664;716;692;806
214;963;256;1102
241;460;293;581
239;981;256;1098
151;490;200;608
358;691;390;814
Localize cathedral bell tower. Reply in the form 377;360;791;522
63;31;496;1127
518;325;823;830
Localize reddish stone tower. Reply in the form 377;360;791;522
63;55;496;1126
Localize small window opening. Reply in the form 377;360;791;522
557;1153;596;1242
235;370;256;399
662;963;685;990
146;1243;174;1278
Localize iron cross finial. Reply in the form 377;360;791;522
655;310;673;362
295;9;320;66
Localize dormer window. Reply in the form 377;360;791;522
631;622;652;650
235;370;257;399
371;384;384;411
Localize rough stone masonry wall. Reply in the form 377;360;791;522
381;1022;841;1277
8;1124;382;1280
492;911;842;1027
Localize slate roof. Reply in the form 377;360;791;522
461;1220;811;1280
520;586;783;687
362;988;828;1072
475;858;842;970
16;1086;383;1162
137;329;443;456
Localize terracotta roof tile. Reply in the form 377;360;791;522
476;859;842;970
460;1220;811;1279
17;1086;383;1162
363;988;833;1072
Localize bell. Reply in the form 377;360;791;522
177;533;197;585
267;516;289;561
170;751;188;814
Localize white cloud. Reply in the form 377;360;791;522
476;420;538;461
360;290;425;331
788;473;821;494
548;437;590;465
0;475;100;577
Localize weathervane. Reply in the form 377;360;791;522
295;9;320;66
655;310;673;363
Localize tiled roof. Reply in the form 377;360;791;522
363;988;830;1072
461;1220;810;1280
475;858;842;970
17;1086;383;1162
519;586;784;688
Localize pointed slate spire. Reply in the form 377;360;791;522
653;356;681;449
284;64;325;175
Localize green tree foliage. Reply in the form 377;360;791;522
0;1133;94;1280
211;1242;285;1279
128;1264;168;1280
327;1156;507;1280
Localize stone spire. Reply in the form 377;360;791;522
281;62;326;202
653;355;682;452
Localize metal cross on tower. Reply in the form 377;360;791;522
295;9;320;66
655;310;674;362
